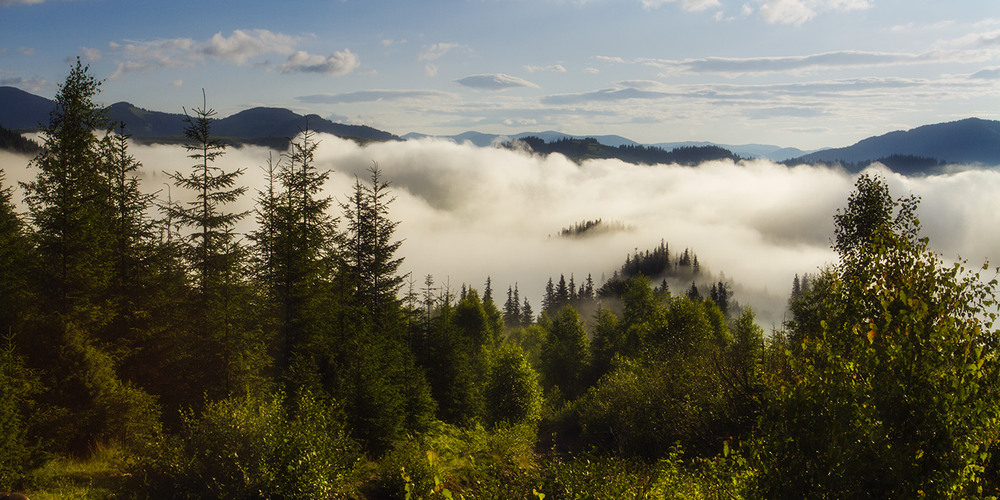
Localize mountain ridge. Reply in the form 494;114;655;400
4;86;1000;171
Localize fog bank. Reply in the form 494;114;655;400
5;136;1000;327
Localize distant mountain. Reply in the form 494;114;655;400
0;87;398;145
106;102;187;136
790;118;1000;167
0;86;55;130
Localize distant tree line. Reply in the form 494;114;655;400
507;136;741;165
0;123;40;154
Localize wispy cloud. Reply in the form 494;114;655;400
756;0;871;26
541;76;976;106
418;42;466;61
595;55;626;64
278;49;359;76
0;74;49;92
455;73;540;90
80;47;101;61
105;29;331;79
297;89;458;104
0;0;45;5
642;0;720;12
524;64;567;73
642;50;967;75
542;87;671;105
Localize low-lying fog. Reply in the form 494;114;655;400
4;134;1000;327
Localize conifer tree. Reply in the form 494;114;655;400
521;298;534;326
22;57;112;323
339;163;404;332
251;129;337;380
0;171;30;337
165;90;251;397
21;60;160;453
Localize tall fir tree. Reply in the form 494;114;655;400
165;91;252;398
20;60;160;454
251;129;338;382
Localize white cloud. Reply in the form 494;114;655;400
18;46;34;56
757;0;870;26
297;89;458;104
0;0;44;5
80;46;101;61
426;64;439;77
758;0;814;25
646;50;927;75
455;73;540;90
105;29;338;78
278;49;359;76
524;64;567;73
170;79;183;87
595;55;626;64
642;0;720;12
418;42;465;61
202;29;297;64
0;74;49;91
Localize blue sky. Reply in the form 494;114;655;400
1;0;998;149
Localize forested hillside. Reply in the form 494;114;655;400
508;135;741;165
3;60;1000;500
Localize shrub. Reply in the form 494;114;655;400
131;390;360;498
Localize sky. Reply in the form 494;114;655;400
2;0;999;150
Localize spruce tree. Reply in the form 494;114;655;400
165;91;251;397
251;129;337;380
20;60;160;453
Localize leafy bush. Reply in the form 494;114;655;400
484;344;542;427
132;390;360;498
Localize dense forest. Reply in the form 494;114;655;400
3;61;1000;499
506;136;741;166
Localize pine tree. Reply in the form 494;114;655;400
521;298;534;326
165;90;250;397
340;163;404;332
20;60;160;453
251;129;337;380
22;57;112;323
0;171;31;337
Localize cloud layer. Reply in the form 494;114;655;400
9;135;987;326
5;132;1000;328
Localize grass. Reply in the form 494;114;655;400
24;443;129;500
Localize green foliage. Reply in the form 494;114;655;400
339;162;405;331
367;422;539;499
0;170;31;336
753;174;1000;498
250;130;339;382
484;344;543;427
539;307;590;401
0;335;41;488
133;390;361;498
